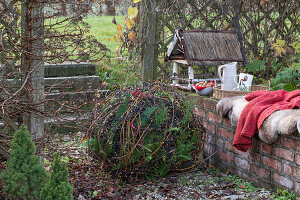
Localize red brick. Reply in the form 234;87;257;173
283;138;300;151
234;157;250;171
284;164;300;180
261;143;273;155
252;140;272;154
224;140;249;156
218;127;234;140
236;149;251;159
252;165;270;179
274;147;294;162
262;156;282;171
218;150;233;164
188;94;203;106
216;138;225;149
203;98;217;111
273;136;282;145
202;121;216;133
273;173;293;189
225;140;235;151
204;144;215;155
296;154;300;166
249;151;261;164
207;112;222;124
193;107;206;118
207;134;215;144
235;169;251;180
223;118;233;127
295;182;300;196
225;141;240;154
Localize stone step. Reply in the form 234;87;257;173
0;114;91;135
45;75;103;93
5;75;103;92
45;89;109;112
45;114;91;134
45;62;96;77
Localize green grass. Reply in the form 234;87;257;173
82;16;139;88
84;16;125;54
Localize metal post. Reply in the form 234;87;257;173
188;65;194;89
172;62;179;85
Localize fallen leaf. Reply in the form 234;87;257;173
107;185;115;192
238;185;245;189
227;182;235;187
118;32;123;42
128;32;137;43
124;193;133;200
80;136;87;143
106;192;117;198
125;19;134;30
97;192;103;197
128;6;138;19
117;24;122;31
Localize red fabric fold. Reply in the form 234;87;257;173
233;89;300;152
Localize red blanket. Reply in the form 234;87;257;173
233;89;300;152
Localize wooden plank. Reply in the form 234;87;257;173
173;60;188;65
232;0;247;64
21;0;45;139
140;0;157;81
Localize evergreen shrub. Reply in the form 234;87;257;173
40;151;73;200
0;125;47;200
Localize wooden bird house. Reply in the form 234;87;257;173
165;28;245;89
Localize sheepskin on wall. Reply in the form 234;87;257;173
216;96;300;144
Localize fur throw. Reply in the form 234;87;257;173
217;96;300;145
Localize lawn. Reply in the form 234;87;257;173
85;15;125;54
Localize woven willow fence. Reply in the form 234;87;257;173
0;0;106;158
138;0;299;81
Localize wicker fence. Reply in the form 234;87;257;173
139;0;299;81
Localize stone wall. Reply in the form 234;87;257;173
188;94;300;197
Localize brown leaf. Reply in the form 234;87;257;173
106;192;117;198
97;192;103;197
125;19;134;31
227;182;235;188
238;185;245;189
285;45;294;55
107;185;115;193
128;32;137;43
117;24;122;31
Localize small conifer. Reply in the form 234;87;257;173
0;125;47;200
40;151;73;200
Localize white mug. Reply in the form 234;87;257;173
234;73;254;91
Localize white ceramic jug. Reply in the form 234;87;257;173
218;62;238;90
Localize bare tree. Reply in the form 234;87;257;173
0;0;107;157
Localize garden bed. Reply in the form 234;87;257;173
0;130;283;200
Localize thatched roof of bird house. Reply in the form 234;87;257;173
166;28;244;66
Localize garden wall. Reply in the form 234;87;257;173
188;94;300;197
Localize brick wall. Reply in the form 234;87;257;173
188;94;300;196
